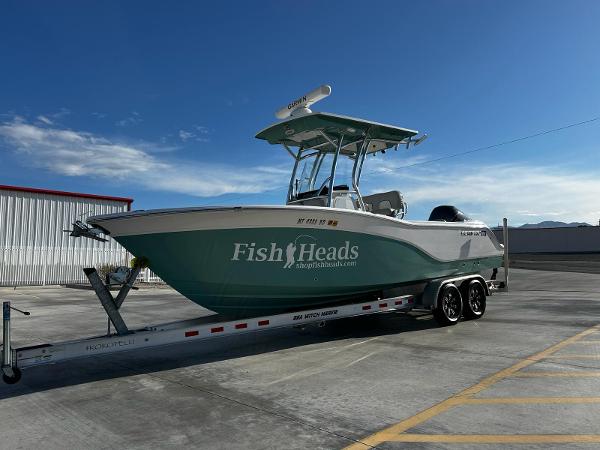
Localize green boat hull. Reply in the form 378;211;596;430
116;227;502;317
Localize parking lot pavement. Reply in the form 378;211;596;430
1;268;600;449
346;324;600;449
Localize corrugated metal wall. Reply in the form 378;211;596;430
493;226;600;253
0;188;129;286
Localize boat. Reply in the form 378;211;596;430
87;85;503;317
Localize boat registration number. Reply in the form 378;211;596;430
297;217;339;226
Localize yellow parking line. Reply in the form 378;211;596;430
459;326;600;395
464;397;600;404
513;371;600;377
343;324;600;450
386;434;600;443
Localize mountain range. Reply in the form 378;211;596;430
518;221;593;229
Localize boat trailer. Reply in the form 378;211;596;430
1;267;502;384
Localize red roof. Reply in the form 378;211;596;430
0;184;133;206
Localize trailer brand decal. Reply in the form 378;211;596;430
231;235;358;269
86;338;135;352
292;309;339;321
460;230;487;236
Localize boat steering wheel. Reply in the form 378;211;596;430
317;176;332;196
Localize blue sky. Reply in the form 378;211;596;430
1;1;600;225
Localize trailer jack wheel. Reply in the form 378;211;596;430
2;367;22;385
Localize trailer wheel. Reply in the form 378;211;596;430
463;280;486;320
433;284;462;326
2;367;22;385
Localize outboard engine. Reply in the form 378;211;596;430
428;205;470;222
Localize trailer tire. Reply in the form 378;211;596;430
462;280;486;320
2;367;21;384
433;284;462;326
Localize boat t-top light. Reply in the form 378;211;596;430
275;84;332;119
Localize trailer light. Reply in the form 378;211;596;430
394;300;403;305
362;305;371;310
258;320;270;326
185;330;199;337
379;303;388;308
211;327;224;333
235;323;248;329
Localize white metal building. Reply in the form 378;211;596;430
0;185;133;286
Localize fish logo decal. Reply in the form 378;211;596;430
283;242;296;268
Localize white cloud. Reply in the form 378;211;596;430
37;115;53;125
50;108;71;119
116;111;142;127
178;129;194;142
362;153;432;174
365;163;600;225
179;126;210;143
8;117;596;224
0;118;288;197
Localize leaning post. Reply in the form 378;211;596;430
502;217;509;291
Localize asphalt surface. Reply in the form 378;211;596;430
1;268;599;449
509;253;600;274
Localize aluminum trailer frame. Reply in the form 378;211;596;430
1;275;416;384
1;265;502;384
